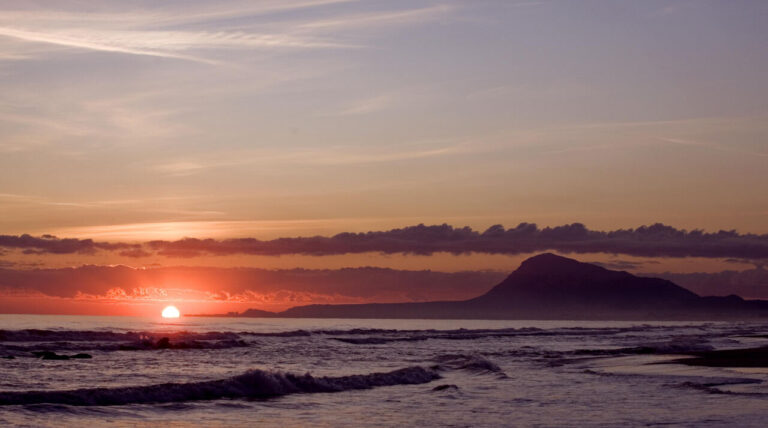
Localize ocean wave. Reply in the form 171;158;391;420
0;366;440;406
433;354;506;377
0;329;241;343
431;384;460;392
0;330;249;356
319;325;719;345
239;325;682;339
677;378;767;395
573;339;715;357
115;337;248;351
0;340;249;357
0;324;712;344
243;327;537;338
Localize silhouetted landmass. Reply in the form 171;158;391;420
654;267;768;299
239;309;276;318
232;254;768;320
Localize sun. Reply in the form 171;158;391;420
161;305;181;318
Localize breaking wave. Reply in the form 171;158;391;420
433;354;506;377
573;338;715;357
0;324;715;344
0;330;248;355
320;325;716;345
1;339;249;356
0;329;241;342
0;366;440;406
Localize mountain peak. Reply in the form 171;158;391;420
514;253;606;276
518;252;577;267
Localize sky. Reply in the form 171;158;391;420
1;0;767;316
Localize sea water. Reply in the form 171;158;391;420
1;315;767;427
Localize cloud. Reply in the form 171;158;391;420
118;248;153;258
141;223;768;259
0;234;138;255
149;140;468;175
330;95;392;116
4;223;768;259
0;26;352;66
3;260;766;309
724;258;767;269
302;144;467;165
0;265;504;305
0;27;219;64
589;259;659;271
657;137;768;158
0;1;453;64
297;5;454;32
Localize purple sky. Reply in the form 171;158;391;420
0;1;767;314
1;0;766;238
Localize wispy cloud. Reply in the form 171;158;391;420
330;94;393;116
0;27;217;64
152;161;209;176
0;27;349;65
0;193;222;223
539;142;626;156
0;92;190;153
304;144;468;165
120;0;360;28
150;140;469;176
0;1;358;30
657;137;768;157
0;192;93;208
296;5;454;31
0;1;453;64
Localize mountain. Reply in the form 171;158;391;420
463;253;701;318
238;253;768;320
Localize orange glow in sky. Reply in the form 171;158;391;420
1;1;767;317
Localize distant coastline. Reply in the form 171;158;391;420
193;254;768;321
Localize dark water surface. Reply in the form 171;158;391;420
1;315;767;427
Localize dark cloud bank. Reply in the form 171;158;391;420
2;223;768;259
1;264;766;303
0;234;138;255
0;266;506;302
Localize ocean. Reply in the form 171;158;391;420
1;315;767;427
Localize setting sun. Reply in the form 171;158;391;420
161;305;180;318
